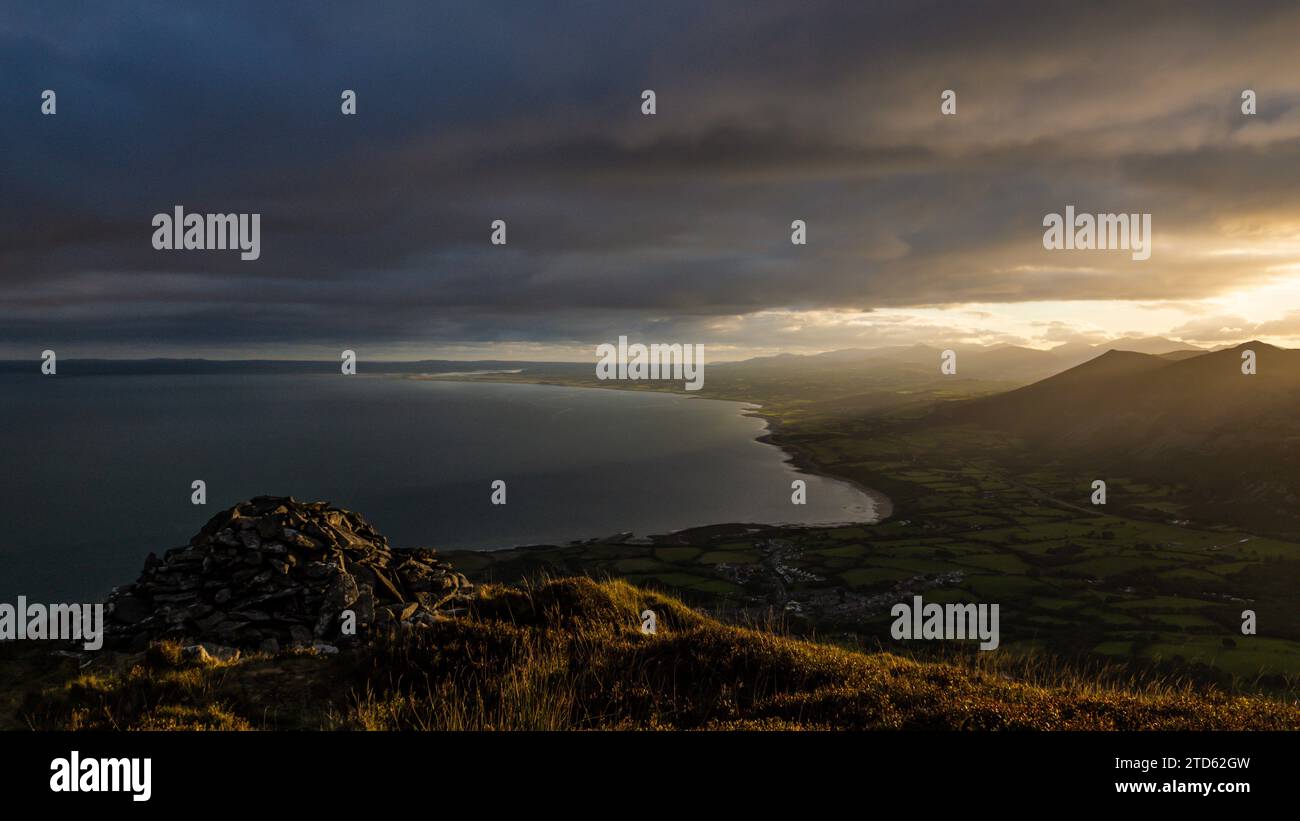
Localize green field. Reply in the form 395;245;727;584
439;367;1300;693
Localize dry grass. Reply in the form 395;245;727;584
9;576;1300;731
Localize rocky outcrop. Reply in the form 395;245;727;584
105;496;473;652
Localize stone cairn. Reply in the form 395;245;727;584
105;496;473;654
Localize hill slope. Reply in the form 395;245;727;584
7;577;1299;731
929;341;1300;531
940;341;1300;446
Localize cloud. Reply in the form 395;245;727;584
4;0;1300;355
1167;314;1258;342
1253;311;1300;337
1032;321;1110;345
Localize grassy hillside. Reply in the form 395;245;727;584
932;341;1300;535
5;577;1298;731
944;341;1300;438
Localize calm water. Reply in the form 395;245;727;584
0;375;881;601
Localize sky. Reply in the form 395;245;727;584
4;0;1300;360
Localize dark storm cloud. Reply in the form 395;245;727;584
3;0;1300;354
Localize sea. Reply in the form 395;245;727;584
0;374;883;601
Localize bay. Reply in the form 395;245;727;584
0;375;883;601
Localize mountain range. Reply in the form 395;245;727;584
726;336;1205;383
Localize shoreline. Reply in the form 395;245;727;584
743;403;895;523
406;372;895;529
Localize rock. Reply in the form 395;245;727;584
371;567;405;603
196;611;230;632
103;496;475;650
180;644;208;662
183;603;214;620
313;610;335;638
324;572;359;611
353;584;375;627
213;621;250;639
303;562;334;579
110;596;150;625
154;591;199;604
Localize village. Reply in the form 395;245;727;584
713;537;968;628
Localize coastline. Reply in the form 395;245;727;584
406;372;894;527
742;402;895;523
